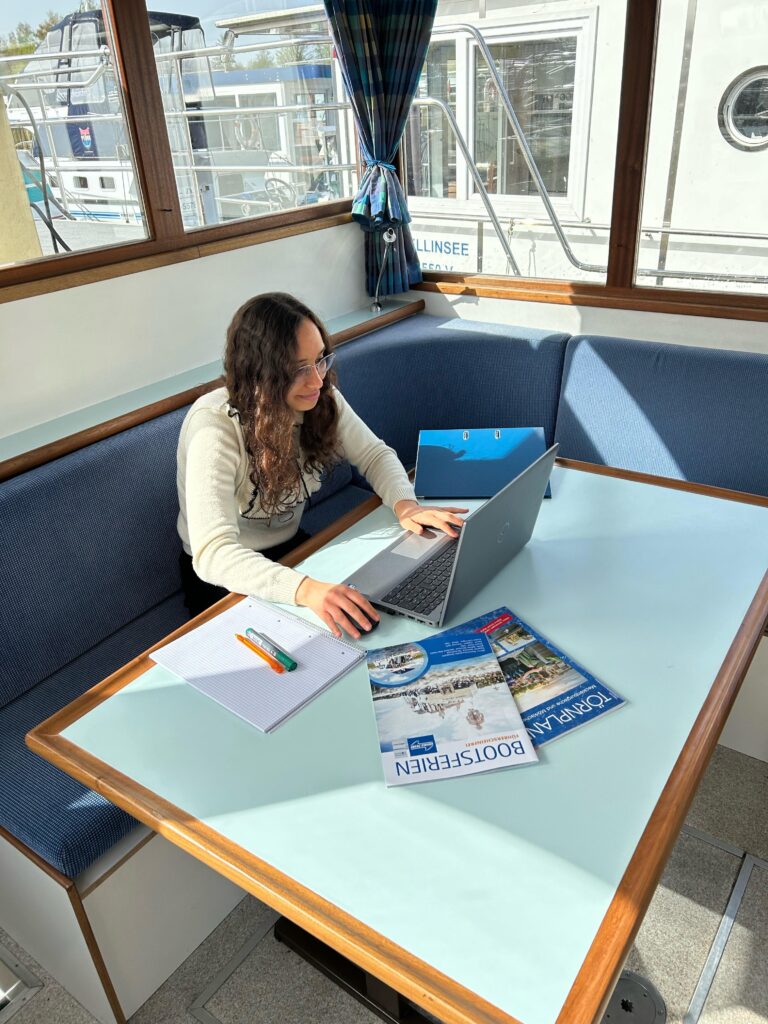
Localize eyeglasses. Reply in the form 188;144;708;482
292;351;336;383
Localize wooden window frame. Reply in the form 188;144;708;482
2;0;766;321
0;0;352;294
415;0;768;323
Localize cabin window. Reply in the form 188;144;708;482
473;36;576;199
406;41;457;201
143;2;357;231
0;5;149;269
404;6;614;281
636;1;768;293
99;176;115;190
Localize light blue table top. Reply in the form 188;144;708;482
62;467;768;1024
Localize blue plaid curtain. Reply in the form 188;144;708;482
323;0;438;296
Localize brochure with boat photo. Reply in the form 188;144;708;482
445;607;625;746
367;632;538;787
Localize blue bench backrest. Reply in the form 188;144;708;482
555;335;768;496
334;315;569;468
0;408;187;710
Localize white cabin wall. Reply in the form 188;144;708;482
0;221;365;440
413;288;768;352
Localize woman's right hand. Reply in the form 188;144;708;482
295;577;380;639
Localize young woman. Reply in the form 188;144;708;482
177;292;466;638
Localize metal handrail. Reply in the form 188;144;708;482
152;36;333;62
411;97;521;275
2;62;108;93
0;48;105;64
170;163;355;175
432;22;605;275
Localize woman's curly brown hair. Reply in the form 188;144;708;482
224;292;340;517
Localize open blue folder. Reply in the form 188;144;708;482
414;427;552;498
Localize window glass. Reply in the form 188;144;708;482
636;0;767;293
404;1;627;281
145;3;357;230
406;41;457;200
474;37;575;198
0;5;148;268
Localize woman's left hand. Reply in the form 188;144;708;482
394;499;468;538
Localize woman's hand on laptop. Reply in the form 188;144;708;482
394;500;468;539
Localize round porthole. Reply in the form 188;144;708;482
718;67;768;151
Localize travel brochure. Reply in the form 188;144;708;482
367;632;538;787
367;607;625;786
446;607;625;746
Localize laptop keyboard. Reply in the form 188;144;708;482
381;543;457;616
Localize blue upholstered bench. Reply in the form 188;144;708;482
554;334;768;497
334;314;570;467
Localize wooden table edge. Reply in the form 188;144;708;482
25;464;768;1024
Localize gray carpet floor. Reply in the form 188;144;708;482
2;744;766;1024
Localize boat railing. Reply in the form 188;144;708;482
432;22;606;276
410;96;522;276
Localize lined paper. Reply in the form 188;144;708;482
150;599;364;732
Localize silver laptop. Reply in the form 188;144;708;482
343;444;558;628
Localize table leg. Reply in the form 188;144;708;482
599;970;666;1023
273;917;435;1024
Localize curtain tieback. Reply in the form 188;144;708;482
368;159;396;171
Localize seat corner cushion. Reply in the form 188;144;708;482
556;335;768;494
302;484;374;535
0;591;190;877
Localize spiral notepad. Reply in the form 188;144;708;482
150;598;365;732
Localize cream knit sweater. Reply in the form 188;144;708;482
177;386;417;604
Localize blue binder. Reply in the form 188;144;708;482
413;427;552;498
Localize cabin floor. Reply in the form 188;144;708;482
2;744;767;1024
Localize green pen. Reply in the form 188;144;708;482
245;629;297;671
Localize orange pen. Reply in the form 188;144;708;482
235;633;284;673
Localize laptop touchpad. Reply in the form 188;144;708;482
389;531;442;559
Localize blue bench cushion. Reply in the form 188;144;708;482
302;484;374;535
314;458;353;502
335;316;569;469
555;336;768;496
1;591;189;878
0;408;188;709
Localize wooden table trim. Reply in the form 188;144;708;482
26;464;768;1024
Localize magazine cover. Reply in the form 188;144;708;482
367;632;538;787
446;607;625;746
